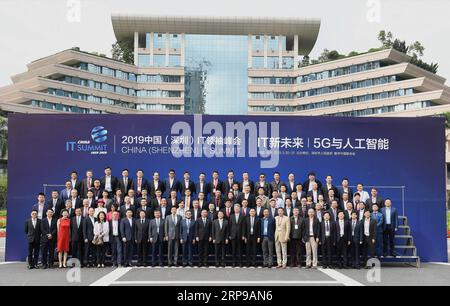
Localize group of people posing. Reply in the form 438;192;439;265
25;167;399;270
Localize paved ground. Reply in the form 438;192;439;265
0;237;449;286
0;262;449;286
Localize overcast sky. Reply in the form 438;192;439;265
0;0;449;86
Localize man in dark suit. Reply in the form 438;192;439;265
100;166;118;197
349;211;363;269
239;172;255;194
328;200;340;222
196;172;210;199
306;182;323;204
335;211;351;268
80;170;95;198
255;173;271;196
149;210;165;267
229;204;246;267
212;210;229;267
180;210;196;267
210;190;224;210
59;181;73;203
238;185;256;208
269;171;283;194
47;190;64;218
289;207;304;268
260;208;275;268
255;199;265;218
134;210;150;267
321;175;339;201
82;207;96;267
120;209;135;267
189;200;202;222
207;203;218;221
320;212;336;269
40;209;57;269
69;171;82;194
164;169;181;197
167;190;179;209
180;171;196;195
118;169;133;197
338;178;353;202
243;208;260;267
25;210;41;269
149;171;166;198
32;193;50;220
365;188;384;211
208;171;223;195
285;173;298;195
137;198;152;219
150;190;164;210
91;179;103;200
361;210;377;267
381;199;398;257
302;172;322;192
64;200;76;219
195;210;212;267
134;169;150;197
223;170;237;195
70;208;84;266
120;196;136;219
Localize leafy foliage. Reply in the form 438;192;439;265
111;39;134;64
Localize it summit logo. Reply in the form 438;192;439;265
65;126;109;155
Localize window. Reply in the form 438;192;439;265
282;57;294;69
154;33;165;49
268;36;278;51
252;56;264;69
169;54;181;67
252;35;264;51
138;54;150;67
267;56;279;69
170;34;181;49
153;54;166;67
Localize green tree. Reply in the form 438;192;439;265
0;116;7;159
111;39;134;64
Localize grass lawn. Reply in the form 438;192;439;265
0;210;6;217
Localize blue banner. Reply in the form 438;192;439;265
6;114;447;262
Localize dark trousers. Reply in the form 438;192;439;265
84;240;95;266
231;238;242;265
28;241;40;267
111;236;122;265
349;239;360;267
71;240;84;264
136;241;148;265
123;240;134;265
96;244;106;265
40;238;55;266
214;243;226;265
289;238;302;266
383;225;395;256
152;240;163;266
336;238;347;267
182;238;194;265
321;237;333;266
246;236;258;266
362;236;375;262
198;239;209;265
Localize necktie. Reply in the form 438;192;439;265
326;222;329;232
203;219;206;226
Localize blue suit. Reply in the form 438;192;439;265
120;218;135;265
371;212;384;256
260;217;275;241
180;218;196;265
59;188;72;202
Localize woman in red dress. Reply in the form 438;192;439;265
57;209;71;268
